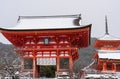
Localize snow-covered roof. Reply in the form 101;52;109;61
98;50;120;60
8;14;81;30
98;34;120;40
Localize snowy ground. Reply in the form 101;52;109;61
84;72;120;79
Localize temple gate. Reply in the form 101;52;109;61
0;14;91;78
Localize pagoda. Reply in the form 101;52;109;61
0;14;91;78
94;16;120;73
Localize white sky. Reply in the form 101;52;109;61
0;0;120;44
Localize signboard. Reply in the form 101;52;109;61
37;58;56;65
44;38;49;45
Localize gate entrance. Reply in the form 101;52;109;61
38;58;69;78
39;65;56;78
0;14;91;78
37;58;56;77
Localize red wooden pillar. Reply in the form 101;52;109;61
33;57;37;78
113;63;116;73
112;63;114;71
57;56;60;73
35;65;39;78
102;62;107;72
69;56;73;74
56;49;60;75
69;50;73;76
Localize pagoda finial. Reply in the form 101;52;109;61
105;16;109;35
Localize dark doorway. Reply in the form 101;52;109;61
39;65;56;78
60;58;69;69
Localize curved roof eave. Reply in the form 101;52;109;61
0;24;92;32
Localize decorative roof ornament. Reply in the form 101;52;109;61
77;14;81;20
97;16;120;40
105;16;109;35
94;16;120;48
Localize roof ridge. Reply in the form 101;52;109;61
18;14;81;20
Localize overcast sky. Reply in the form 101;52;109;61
0;0;120;44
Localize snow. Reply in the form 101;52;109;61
85;74;102;78
15;71;19;75
98;34;120;40
116;72;120;78
7;15;81;30
82;59;95;71
98;50;120;59
85;74;118;78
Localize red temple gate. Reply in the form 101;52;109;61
0;15;91;78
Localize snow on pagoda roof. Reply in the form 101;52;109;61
97;16;120;40
8;14;82;30
98;50;120;60
98;34;120;40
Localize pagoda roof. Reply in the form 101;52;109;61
98;50;120;60
98;34;120;40
94;34;120;48
94;16;120;48
3;14;82;30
